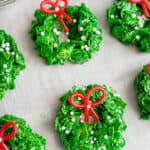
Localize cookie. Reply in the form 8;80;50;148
0;114;46;149
55;84;127;150
0;30;25;100
107;0;150;52
29;1;102;65
134;64;150;119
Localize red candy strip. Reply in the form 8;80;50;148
68;86;106;123
0;122;17;150
40;0;72;32
128;0;150;17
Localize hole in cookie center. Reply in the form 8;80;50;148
59;32;69;42
79;114;94;124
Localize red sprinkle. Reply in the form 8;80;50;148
68;86;106;123
128;0;150;17
0;122;17;150
40;0;72;32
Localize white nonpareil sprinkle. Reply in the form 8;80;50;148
53;28;57;33
135;35;140;40
93;27;97;32
5;47;10;51
91;130;94;135
96;31;101;35
0;48;3;52
84;45;89;50
2;43;6;48
72;118;75;122
11;52;15;55
78;97;81;100
3;64;7;68
119;119;122;123
19;71;23;75
81;36;86;40
104;135;108;139
107;116;111;119
134;26;139;30
0;137;2;142
87;104;91;109
81;46;85;49
56;31;60;35
93;27;101;35
55;7;59;12
79;27;84;31
94;137;96;141
41;32;45;36
90;140;94;144
6;42;10;47
62;126;66;130
132;14;136;18
70;111;74;115
54;43;58;48
73;19;77;23
65;130;70;134
82;87;86;90
111;14;115;18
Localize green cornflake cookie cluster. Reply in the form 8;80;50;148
107;0;150;52
0;30;25;100
29;3;102;65
55;84;127;150
0;114;46;150
134;64;150;119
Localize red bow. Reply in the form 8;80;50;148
0;122;17;150
40;0;72;32
128;0;150;17
68;86;106;123
147;63;150;75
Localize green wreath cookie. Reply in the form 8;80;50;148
55;84;127;150
0;114;46;149
29;1;102;65
107;0;150;52
0;30;25;100
134;64;150;119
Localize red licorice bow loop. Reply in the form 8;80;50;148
40;0;73;32
0;122;17;150
86;86;106;107
128;0;150;17
68;86;106;123
69;92;85;108
147;63;150;75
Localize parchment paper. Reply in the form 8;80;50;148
0;0;150;149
